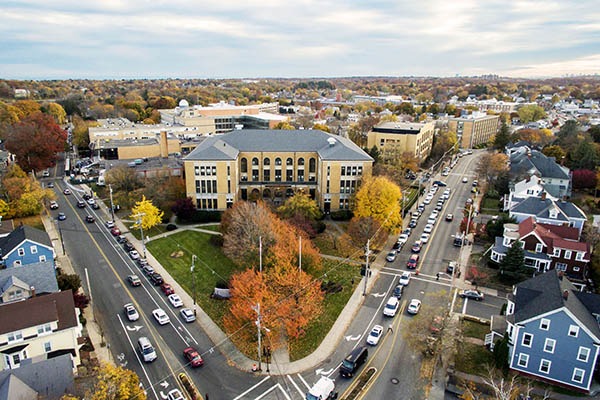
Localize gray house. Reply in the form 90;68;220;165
0;261;59;304
509;147;571;198
509;196;587;237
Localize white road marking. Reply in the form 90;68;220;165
233;376;271;400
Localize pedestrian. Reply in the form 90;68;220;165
387;324;393;334
436;272;440;281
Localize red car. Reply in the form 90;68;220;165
160;283;174;295
407;254;419;269
111;227;121;236
183;347;204;367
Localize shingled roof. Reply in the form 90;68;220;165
0;262;59;301
509;270;600;340
510;148;570;180
0;226;52;258
511;197;586;221
185;129;373;162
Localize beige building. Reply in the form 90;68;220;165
0;291;83;371
92;131;182;160
447;112;500;149
366;121;435;161
184;129;373;213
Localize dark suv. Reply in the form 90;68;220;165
150;273;163;286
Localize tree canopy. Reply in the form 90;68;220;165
130;196;164;230
353;176;402;233
517;104;546;123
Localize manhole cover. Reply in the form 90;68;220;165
391;378;399;384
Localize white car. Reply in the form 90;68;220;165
427;218;436;226
152;308;170;325
385;251;397;262
129;250;140;260
168;294;183;308
424;224;433;233
167;389;185;400
407;299;422;315
420;233;430;243
383;296;400;317
423;196;432;205
105;220;115;228
397;234;409;245
124;303;139;321
399;271;411;286
87;198;96;205
430;210;439;218
49;201;59;209
462;177;468;183
366;325;384;346
180;308;196;323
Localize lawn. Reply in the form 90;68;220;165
480;196;501;212
454;341;494;375
462;319;490;339
126;223;168;240
195;224;221;232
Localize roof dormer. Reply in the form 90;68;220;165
549;207;559;219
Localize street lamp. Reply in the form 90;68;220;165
190;255;197;316
109;184;115;222
132;213;146;259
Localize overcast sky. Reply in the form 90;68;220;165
1;0;599;80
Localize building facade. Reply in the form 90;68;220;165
0;226;55;269
366;121;434;161
184;129;373;213
447;112;499;149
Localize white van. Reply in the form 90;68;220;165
306;376;336;400
138;337;157;362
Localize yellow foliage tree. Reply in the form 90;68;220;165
273;121;294;130
45;102;67;124
0;199;9;218
312;123;330;133
86;363;146;400
353;176;402;233
130;195;164;230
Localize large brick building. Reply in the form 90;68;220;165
366;121;435;161
447;112;499;149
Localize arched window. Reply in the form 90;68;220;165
252;157;259;166
286;158;293;166
298;158;305;166
241;158;247;173
263;158;270;166
309;158;316;173
275;158;282;166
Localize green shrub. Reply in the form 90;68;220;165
330;210;353;220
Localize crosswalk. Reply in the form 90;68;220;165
234;373;316;400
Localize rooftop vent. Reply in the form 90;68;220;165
327;137;336;146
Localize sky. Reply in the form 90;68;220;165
1;0;599;80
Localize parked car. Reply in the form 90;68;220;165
92;202;100;210
123;241;134;251
406;254;419;269
167;389;185;400
385;251;397;262
127;275;141;287
161;283;175;295
366;325;384;346
383;296;400;317
432;180;447;187
399;271;411;286
49;201;59;209
407;299;422;314
150;273;163;286
420;233;430;244
472;180;478;187
142;264;155;276
447;261;457;275
168;294;183;308
180;308;196;323
408;219;418;229
117;235;127;243
392;242;402;251
82;193;91;200
424;224;433;233
183;346;204;367
47;182;54;188
124;303;139;321
397;234;409;245
152;308;170;325
111;227;121;236
459;289;485;301
87;198;96;205
105;220;115;229
129;250;140;260
402;228;412;236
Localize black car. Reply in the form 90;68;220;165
82;193;92;200
150;273;163;286
392;284;404;298
76;200;86;208
392;242;402;251
123;241;135;251
85;215;95;223
408;219;418;228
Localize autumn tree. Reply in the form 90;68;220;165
476;152;508;189
517;104;546;123
277;192;323;237
105;165;142;193
172;197;196;221
130;196;164;231
542;145;566;161
347;216;386;248
354;176;402;233
4;112;67;172
430;129;457;161
312;123;330;132
71;114;97;149
1;164;53;218
572;169;598;189
273;121;294;130
85;363;146;400
43;102;67;124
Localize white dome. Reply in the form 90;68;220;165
178;99;189;108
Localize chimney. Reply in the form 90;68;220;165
563;290;569;300
540;192;546;200
30;286;35;297
159;131;168;158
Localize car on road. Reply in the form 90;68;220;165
167;389;186;400
408;219;418;228
402;228;412;236
111;227;121;236
85;215;95;223
462;177;468;183
127;275;141;287
397;233;409;245
76;200;86;208
168;293;183;308
446;213;454;221
459;289;485;301
180;308;196;323
385;251;397;262
406;254;420;269
411;241;422;253
392;242;402;251
105;220;115;228
63;188;71;195
432;180;447;187
87;198;96;205
49;201;59;209
399;271;411;286
142;264;155;275
424;223;433;233
183;346;204;367
58;213;67;221
123;241;134;251
366;325;384;346
392;284;404;298
150;273;163;286
129;250;140;260
124;303;139;321
160;283;175;295
152;308;170;325
447;261;457;275
383;296;400;317
47;182;55;188
420;233;430;244
92;202;100;210
407;299;422;314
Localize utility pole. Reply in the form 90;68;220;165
363;239;371;296
298;235;302;272
191;255;197;316
253;303;262;372
109;184;115;222
259;236;262;273
132;213;147;259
